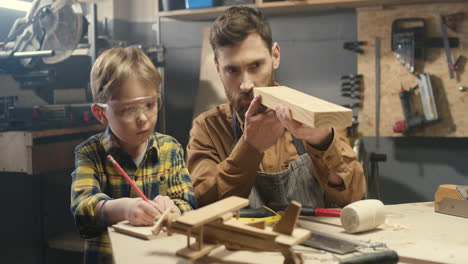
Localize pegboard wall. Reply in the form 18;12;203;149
357;3;468;137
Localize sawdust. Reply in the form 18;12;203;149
382;222;409;231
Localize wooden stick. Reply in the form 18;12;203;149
151;209;171;235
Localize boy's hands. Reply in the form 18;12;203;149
126;196;181;226
153;195;181;216
126;198;161;226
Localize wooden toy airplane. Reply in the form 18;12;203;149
154;196;310;264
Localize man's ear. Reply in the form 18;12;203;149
91;104;108;126
272;42;281;70
215;58;220;73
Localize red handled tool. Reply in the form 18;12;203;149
268;203;341;217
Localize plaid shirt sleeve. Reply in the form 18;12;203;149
70;142;110;239
164;140;196;212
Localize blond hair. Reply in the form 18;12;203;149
90;47;161;103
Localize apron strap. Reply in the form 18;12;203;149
231;108;242;151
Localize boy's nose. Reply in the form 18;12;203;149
135;110;149;124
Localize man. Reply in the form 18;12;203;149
187;6;366;209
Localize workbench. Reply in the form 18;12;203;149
0;124;104;264
108;202;467;264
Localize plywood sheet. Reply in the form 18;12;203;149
357;3;468;137
254;86;353;128
192;28;227;119
112;221;157;240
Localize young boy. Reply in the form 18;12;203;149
71;47;195;263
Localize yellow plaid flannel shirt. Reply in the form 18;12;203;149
70;127;195;263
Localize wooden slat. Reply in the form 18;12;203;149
275;228;310;246
31;124;104;138
176;242;219;260
212;219;277;240
254;86;352;128
156;0;465;20
112;221;156;240
176;196;249;228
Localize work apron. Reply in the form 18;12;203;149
232;110;325;209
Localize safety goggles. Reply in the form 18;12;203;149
97;95;159;120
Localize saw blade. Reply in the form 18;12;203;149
456;185;468;200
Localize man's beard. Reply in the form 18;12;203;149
235;98;267;120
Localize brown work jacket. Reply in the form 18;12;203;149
187;103;366;207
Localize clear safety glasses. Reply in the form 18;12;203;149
97;95;159;120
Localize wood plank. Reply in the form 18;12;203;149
254;86;352;128
112;221;157;240
176;196;249;228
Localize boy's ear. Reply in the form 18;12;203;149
91;104;108;126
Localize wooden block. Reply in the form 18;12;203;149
176;242;219;260
176;196;249;228
275;228;311;246
112;221;157;240
253;86;352;128
273;201;301;235
434;184;465;212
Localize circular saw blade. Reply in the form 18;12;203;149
39;0;83;64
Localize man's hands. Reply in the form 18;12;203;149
244;96;285;153
126;196;181;226
243;95;333;153
275;104;333;149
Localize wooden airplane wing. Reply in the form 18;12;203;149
176;196;249;228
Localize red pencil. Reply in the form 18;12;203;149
107;154;149;202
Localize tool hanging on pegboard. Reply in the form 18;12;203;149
393;73;439;134
340;74;362;144
440;13;465;79
341;74;362;99
391;18;459;74
343;41;366;54
340;73;387;199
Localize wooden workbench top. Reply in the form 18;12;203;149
108;202;468;264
